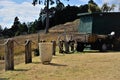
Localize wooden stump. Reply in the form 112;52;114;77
69;40;75;52
59;40;64;53
51;40;56;56
5;39;14;71
64;41;69;53
25;40;32;64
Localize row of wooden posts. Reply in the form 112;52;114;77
4;39;32;71
2;39;57;71
1;38;74;71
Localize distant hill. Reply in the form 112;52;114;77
49;19;79;33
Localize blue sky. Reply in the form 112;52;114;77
0;0;120;29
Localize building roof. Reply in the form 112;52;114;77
77;12;120;17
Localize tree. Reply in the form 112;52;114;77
2;27;12;37
109;4;116;12
32;0;69;33
19;23;28;34
27;22;34;34
79;4;89;13
0;25;3;37
11;16;21;36
88;0;101;13
56;2;65;11
11;16;28;36
54;5;81;25
12;17;20;31
101;3;116;12
101;3;109;12
79;0;101;13
88;0;97;6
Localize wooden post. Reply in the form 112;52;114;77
25;40;32;64
64;41;69;53
51;40;56;56
5;39;14;71
70;40;75;52
38;33;40;43
59;40;64;53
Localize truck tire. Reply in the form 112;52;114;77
76;42;84;52
113;39;120;51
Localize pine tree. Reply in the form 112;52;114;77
32;0;69;33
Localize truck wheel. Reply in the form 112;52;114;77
100;43;107;52
76;43;84;52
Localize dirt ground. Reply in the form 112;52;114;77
0;51;120;80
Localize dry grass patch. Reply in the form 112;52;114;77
0;52;120;80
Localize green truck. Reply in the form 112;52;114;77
75;12;120;52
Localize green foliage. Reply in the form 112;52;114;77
56;2;65;11
101;3;116;12
77;0;101;13
88;0;97;6
101;3;109;12
32;0;69;33
18;23;28;35
54;5;81;24
1;0;102;37
32;0;69;6
79;4;89;13
2;17;29;37
88;3;101;13
88;0;101;13
0;25;3;37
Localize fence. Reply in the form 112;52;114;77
0;34;75;71
0;38;34;71
0;38;57;71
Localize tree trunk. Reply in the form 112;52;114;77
45;0;49;34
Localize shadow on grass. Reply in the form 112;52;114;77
13;69;29;71
82;50;120;53
32;62;67;67
32;62;41;64
82;50;99;53
0;78;9;80
49;63;67;67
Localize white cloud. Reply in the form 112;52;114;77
102;0;120;4
0;0;44;28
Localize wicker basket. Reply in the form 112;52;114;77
39;42;53;64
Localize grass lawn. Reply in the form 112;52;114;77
0;52;120;80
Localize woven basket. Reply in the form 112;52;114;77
39;42;53;64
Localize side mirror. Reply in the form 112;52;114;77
110;31;115;36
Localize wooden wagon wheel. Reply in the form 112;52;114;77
57;33;74;53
